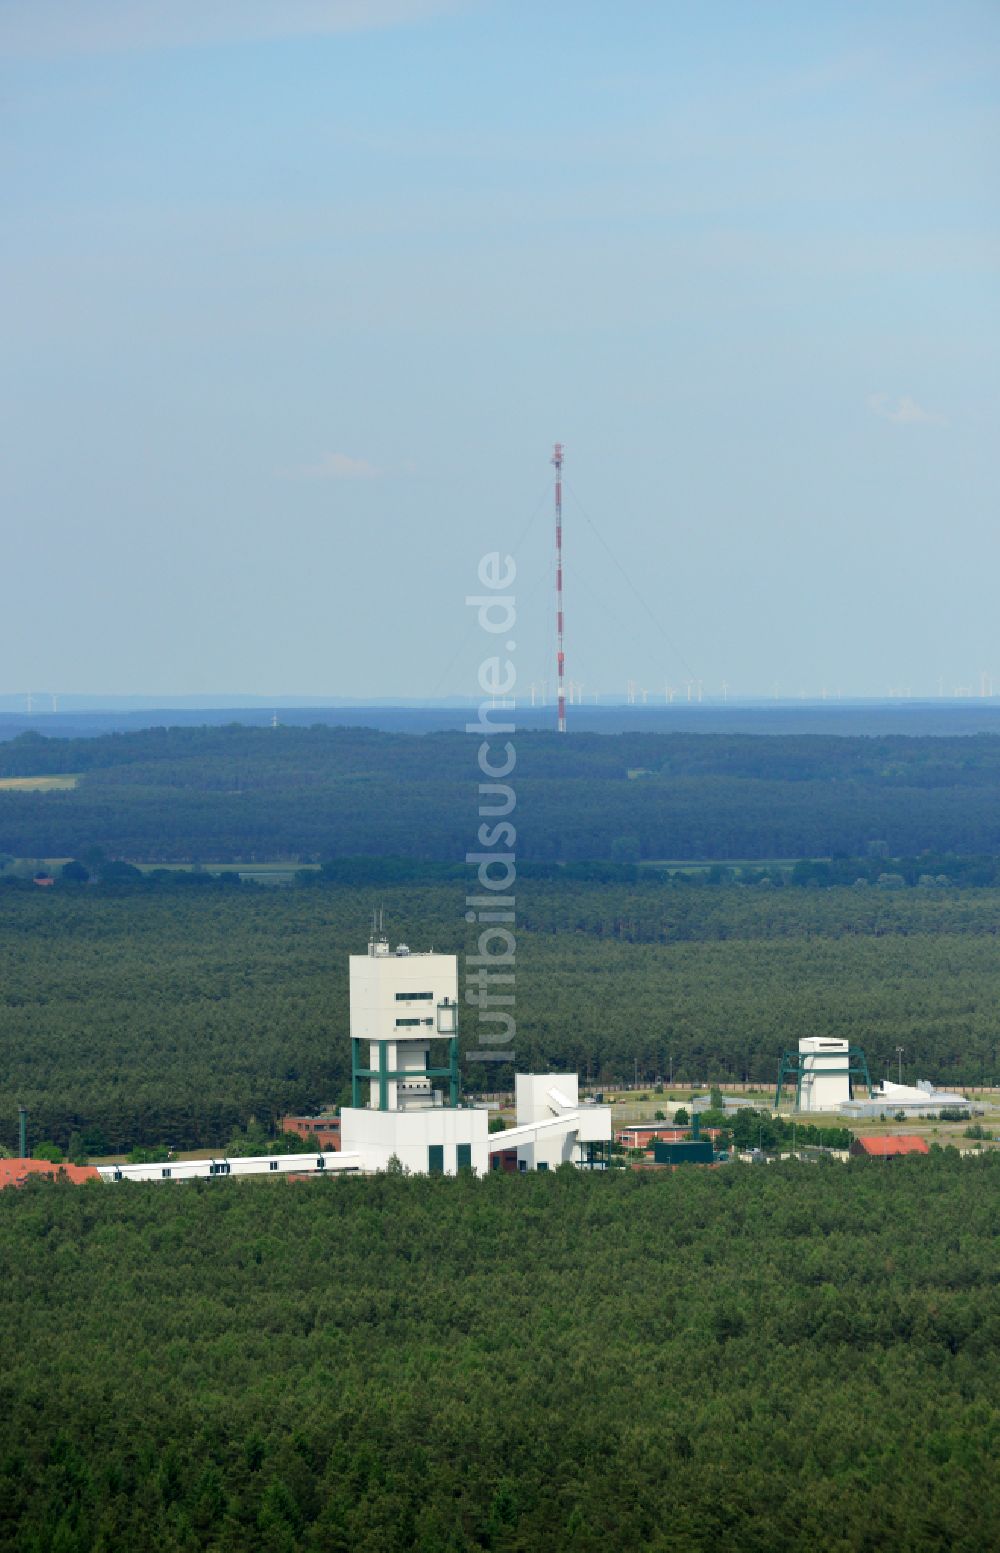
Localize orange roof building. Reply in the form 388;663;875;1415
850;1135;930;1160
0;1158;100;1189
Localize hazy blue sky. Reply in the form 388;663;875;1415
2;1;997;701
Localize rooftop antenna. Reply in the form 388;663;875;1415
553;442;566;733
369;904;389;955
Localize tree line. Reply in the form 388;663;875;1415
0;1157;997;1552
8;724;1000;861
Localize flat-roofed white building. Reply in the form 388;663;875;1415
842;1078;975;1119
798;1037;851;1112
340;1104;489;1175
488;1075;613;1171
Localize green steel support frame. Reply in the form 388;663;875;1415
774;1047;873;1110
352;1036;461;1111
579;1139;616;1170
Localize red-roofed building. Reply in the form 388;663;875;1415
0;1158;100;1189
850;1135;930;1161
279;1115;341;1150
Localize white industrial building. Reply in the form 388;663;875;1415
341;1104;489;1175
95;1152;362;1184
842;1077;974;1120
798;1037;851;1111
100;928;612;1181
771;1039;971;1118
339;928;612;1173
347;935;461;1112
775;1037;873;1112
495;1074;610;1171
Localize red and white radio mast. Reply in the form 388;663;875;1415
553;442;566;733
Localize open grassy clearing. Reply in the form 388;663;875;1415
639;857;830;871
0;773;78;791
3;858;322;878
131;860;320;875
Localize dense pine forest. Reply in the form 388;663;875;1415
2;879;999;1152
8;724;1000;859
2;1160;998;1553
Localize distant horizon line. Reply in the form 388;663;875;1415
4;694;1000;713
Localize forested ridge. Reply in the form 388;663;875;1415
3;881;999;1152
9;725;1000;859
1;1161;997;1553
